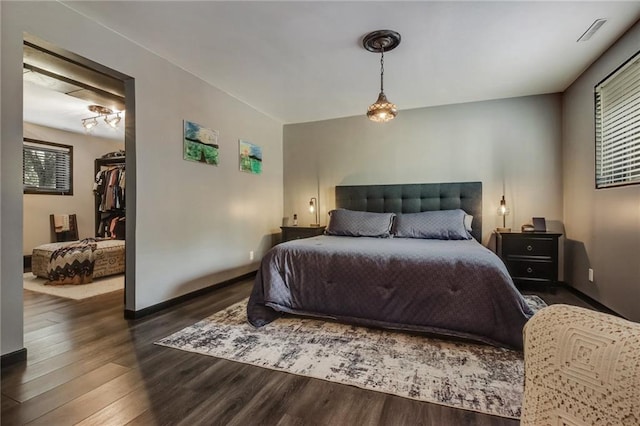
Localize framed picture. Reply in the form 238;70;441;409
183;120;219;165
239;139;262;174
532;217;547;232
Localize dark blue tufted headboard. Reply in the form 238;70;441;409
335;182;483;242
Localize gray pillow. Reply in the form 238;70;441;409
326;209;395;238
395;209;472;240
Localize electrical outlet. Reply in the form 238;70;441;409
249;251;254;261
588;268;594;282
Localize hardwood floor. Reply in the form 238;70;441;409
2;281;605;426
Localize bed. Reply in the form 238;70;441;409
32;239;125;280
247;182;534;349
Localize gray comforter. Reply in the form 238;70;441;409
247;235;534;349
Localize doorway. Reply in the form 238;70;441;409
22;34;135;312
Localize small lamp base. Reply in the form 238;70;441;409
496;227;511;233
310;223;321;227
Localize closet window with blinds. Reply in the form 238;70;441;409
595;51;640;188
23;138;73;195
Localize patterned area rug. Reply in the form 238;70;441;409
156;295;546;419
23;272;124;300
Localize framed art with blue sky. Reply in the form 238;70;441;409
239;139;262;174
183;120;219;166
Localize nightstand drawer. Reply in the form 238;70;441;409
505;259;556;280
502;236;555;257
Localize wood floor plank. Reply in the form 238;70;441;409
109;353;225;426
315;380;387;426
1;395;19;412
74;390;153;426
177;362;284;425
2;331;134;390
123;409;160;426
26;368;147;425
378;392;518;426
275;413;314;426
11;333;130;388
23;319;59;334
72;350;204;426
282;376;386;426
225;372;310;426
2;363;130;424
24;303;121;344
4;348;132;402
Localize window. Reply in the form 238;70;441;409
595;50;640;188
23;138;73;195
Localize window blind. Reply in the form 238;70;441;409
595;51;640;188
23;139;72;195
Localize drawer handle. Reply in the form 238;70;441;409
526;267;533;274
526;245;533;251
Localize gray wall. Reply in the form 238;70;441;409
23;123;124;254
284;94;564;245
563;21;640;322
0;0;6;356
1;2;283;356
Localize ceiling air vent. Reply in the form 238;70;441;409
577;19;607;42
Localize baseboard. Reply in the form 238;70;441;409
24;254;32;272
1;348;27;368
124;271;256;320
560;283;623;318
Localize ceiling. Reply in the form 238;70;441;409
24;1;640;133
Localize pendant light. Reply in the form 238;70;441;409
363;30;401;123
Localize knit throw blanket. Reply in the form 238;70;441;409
47;238;97;285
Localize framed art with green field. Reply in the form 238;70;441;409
239;139;262;174
183;120;219;166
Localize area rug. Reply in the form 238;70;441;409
156;295;546;419
23;272;124;300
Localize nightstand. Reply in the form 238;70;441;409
280;226;326;243
496;231;562;288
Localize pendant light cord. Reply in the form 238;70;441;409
380;48;385;93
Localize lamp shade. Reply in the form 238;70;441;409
497;195;510;216
309;197;320;226
496;195;511;231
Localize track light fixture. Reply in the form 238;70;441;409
81;105;123;131
104;112;122;128
82;117;99;130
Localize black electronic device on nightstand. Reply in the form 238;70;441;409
280;226;326;243
496;231;561;288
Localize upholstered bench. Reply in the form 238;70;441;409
32;239;125;280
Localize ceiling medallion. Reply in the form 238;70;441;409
87;105;113;115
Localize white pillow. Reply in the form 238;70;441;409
464;214;473;232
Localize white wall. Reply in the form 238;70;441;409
563;21;640;322
284;94;564;245
1;2;283;356
23;123;124;254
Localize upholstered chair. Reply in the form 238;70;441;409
521;304;640;425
